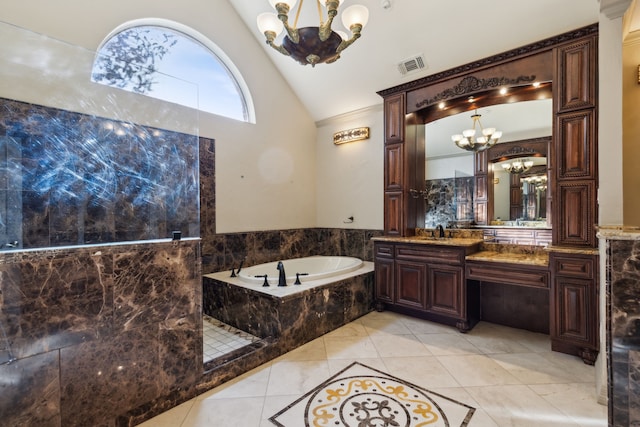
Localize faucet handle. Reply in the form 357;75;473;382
255;274;269;287
294;272;309;285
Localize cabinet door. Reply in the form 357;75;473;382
384;93;405;143
384;191;404;236
552;277;596;347
395;260;427;310
374;257;394;304
384;143;403;190
555;36;596;112
427;264;463;317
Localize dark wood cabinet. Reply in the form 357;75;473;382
427;264;463;317
555;36;597;112
549;252;599;364
374;241;477;331
377;25;599;361
396;260;428;310
384;93;405;144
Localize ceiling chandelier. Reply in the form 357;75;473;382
257;0;369;67
451;110;502;152
502;159;534;174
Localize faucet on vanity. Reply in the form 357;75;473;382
436;224;445;238
276;261;287;287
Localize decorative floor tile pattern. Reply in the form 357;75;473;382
139;311;607;427
203;315;260;362
269;361;475;427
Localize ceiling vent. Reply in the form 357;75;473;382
397;54;427;76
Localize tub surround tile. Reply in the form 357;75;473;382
203;268;374;358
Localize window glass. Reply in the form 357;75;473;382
93;25;249;122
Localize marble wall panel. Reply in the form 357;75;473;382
0;250;113;359
424;177;474;228
0;240;200;427
200;228;383;275
0;97;200;250
0;351;60;427
607;238;640;426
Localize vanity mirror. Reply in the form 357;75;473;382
423;99;552;229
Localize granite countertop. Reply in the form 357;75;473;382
597;226;640;241
371;236;484;247
465;250;549;267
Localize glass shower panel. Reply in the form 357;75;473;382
0;21;199;250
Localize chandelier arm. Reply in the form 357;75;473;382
263;31;292;56
319;0;339;41
275;3;300;43
336;24;362;53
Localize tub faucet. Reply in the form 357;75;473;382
276;261;287;287
436;224;445;238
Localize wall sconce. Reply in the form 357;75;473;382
333;127;369;145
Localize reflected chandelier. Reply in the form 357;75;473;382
257;0;369;67
502;159;534;174
451;110;502;152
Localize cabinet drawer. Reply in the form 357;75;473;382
552;255;595;279
375;243;394;258
395;245;464;265
466;261;549;289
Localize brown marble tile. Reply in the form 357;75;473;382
0;351;61;427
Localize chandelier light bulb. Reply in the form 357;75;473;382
342;4;369;29
452;109;502;152
257;12;284;35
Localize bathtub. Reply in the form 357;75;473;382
204;255;372;299
238;255;363;286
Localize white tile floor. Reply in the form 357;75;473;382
202;315;260;362
141;311;607;427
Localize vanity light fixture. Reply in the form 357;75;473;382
257;0;369;67
451;109;502;152
502;158;534;174
333;127;369;144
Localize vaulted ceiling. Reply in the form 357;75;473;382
229;0;600;123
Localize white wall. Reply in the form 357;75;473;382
0;0;318;234
315;105;384;229
425;155;474;180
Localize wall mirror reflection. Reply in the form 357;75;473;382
423;98;552;229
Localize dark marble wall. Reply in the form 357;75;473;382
424;177;474;228
607;239;640;426
0;240;201;427
0;97;200;250
201;227;383;275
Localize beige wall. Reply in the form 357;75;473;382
623;33;640;226
315;106;384;229
0;0;318;234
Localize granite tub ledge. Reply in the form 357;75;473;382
597;225;640;241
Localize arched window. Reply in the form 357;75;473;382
92;19;254;123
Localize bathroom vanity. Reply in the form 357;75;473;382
373;236;482;332
375;24;600;364
373;234;599;364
